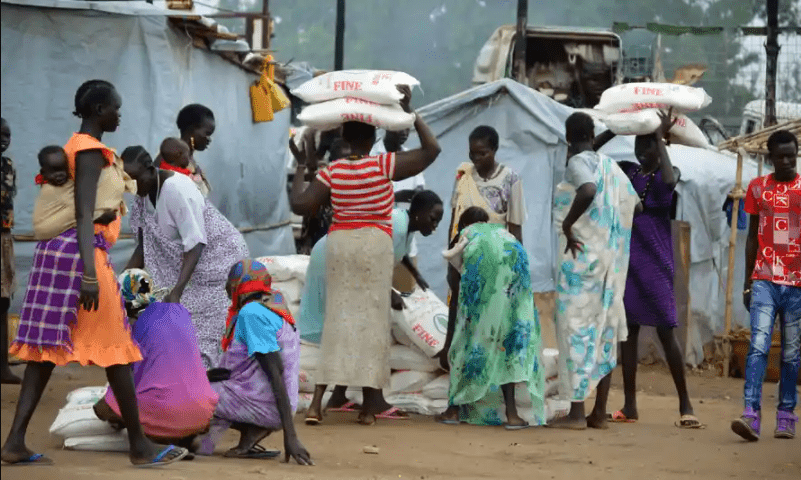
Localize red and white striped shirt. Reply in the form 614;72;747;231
317;153;396;236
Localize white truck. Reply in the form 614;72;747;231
472;25;622;108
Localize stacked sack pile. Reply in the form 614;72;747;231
48;386;130;452
257;255;311;318
588;82;714;149
298;285;570;421
296;287;451;415
291;70;421;131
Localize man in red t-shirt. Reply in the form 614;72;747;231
731;130;800;442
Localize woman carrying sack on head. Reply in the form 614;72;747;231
289;85;441;425
299;192;444;424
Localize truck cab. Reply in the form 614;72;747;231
472;25;622;108
739;100;801;136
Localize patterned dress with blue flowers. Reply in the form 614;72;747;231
448;222;545;425
553;151;638;402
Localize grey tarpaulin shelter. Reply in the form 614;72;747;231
407;78;761;366
1;0;296;310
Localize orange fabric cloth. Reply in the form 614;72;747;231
9;134;141;366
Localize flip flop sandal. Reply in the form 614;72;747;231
606;411;637;423
375;407;410;420
2;453;54;466
134;445;188;468
675;415;706;429
326;401;362;413
224;444;281;459
504;423;531;431
435;415;460;426
304;415;322;426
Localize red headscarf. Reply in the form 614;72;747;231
222;259;295;352
159;159;192;176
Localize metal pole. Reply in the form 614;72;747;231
514;0;528;83
764;0;779;127
261;0;270;51
335;0;345;71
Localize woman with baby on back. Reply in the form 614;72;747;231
2;79;188;467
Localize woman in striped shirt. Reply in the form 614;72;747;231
290;85;440;424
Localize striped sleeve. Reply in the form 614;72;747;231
378;152;396;180
316;166;332;188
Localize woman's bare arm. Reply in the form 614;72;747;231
393;85;441;181
394;114;441;181
75;150;105;311
125;229;145;270
288;139;331;216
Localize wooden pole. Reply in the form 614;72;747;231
514;0;528;83
722;147;747;377
764;0;779;128
261;0;270;51
334;0;345;71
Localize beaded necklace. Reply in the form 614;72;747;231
628;165;657;204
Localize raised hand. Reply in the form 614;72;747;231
396;84;413;113
657;107;677;138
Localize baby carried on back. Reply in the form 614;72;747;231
33;145;129;239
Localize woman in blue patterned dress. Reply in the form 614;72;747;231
549;112;640;430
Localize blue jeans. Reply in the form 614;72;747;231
744;281;801;413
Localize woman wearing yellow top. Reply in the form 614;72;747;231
1;80;187;467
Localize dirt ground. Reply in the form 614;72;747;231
2;362;800;480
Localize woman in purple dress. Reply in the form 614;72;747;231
596;110;701;428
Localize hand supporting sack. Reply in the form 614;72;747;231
297;96;416;132
600;109;712;149
595;82;712;114
291;70;420;104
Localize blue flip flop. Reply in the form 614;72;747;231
2;453;54;466
436;418;460;426
504;423;531;431
134;445;188;468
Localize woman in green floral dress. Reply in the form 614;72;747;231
435;207;545;428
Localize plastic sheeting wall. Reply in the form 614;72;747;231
1;4;295;310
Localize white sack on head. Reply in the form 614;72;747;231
599;109;713;149
291;70;420;104
298;97;416;132
596;83;712;114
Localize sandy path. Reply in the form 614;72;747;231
1;363;799;480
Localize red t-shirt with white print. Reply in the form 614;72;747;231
743;173;801;287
